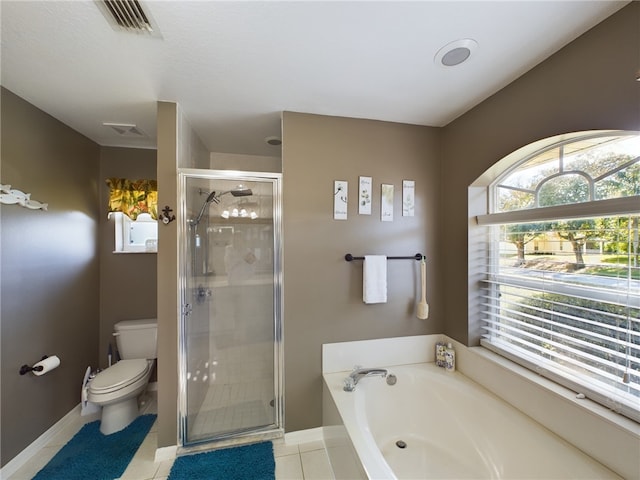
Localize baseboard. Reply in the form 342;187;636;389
0;404;81;479
284;427;325;445
154;444;178;463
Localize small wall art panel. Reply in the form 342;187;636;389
403;180;415;217
334;180;348;220
381;184;394;222
358;176;372;215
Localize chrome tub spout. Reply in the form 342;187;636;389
343;367;388;391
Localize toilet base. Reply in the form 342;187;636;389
99;397;140;435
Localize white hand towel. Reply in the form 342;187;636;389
363;255;387;304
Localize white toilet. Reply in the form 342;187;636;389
88;319;157;435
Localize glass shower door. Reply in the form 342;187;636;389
179;170;283;446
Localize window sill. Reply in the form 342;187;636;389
453;341;639;480
470;345;637;430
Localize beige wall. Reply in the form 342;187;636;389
441;2;640;345
210;152;282;173
178;108;210;169
99;147;157;370
282;112;443;431
156;102;180;448
156;102;211;447
0;88;100;466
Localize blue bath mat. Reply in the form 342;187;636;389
33;414;156;480
168;441;275;480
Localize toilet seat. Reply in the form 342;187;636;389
89;359;149;395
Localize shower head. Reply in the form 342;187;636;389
212;185;253;202
226;185;253;197
205;190;219;204
230;188;252;197
190;190;220;226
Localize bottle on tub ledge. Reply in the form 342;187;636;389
435;341;446;367
444;343;456;372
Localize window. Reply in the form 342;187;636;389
475;132;639;421
110;212;158;253
106;178;158;253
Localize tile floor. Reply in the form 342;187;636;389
7;391;335;480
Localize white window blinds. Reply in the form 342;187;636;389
479;213;640;421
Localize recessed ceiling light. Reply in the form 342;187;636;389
265;136;282;146
435;39;478;67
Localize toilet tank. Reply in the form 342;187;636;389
113;319;157;359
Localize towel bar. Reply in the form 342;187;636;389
345;253;423;261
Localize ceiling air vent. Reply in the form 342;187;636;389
98;0;157;35
103;123;147;137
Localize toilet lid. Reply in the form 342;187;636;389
89;359;149;393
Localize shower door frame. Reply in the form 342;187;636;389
177;168;284;450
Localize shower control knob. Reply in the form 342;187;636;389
195;286;212;303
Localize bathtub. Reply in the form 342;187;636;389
323;363;620;479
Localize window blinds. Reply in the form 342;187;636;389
478;214;640;422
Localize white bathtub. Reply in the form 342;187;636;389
323;363;621;479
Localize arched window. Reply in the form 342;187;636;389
474;131;639;422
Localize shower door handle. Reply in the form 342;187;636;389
182;303;193;316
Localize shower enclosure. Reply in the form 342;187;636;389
178;169;283;447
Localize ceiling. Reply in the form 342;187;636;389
1;1;629;157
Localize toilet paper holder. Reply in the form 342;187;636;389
19;355;49;375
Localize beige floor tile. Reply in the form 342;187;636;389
7;445;61;480
301;449;335;480
298;440;325;453
153;459;174;478
275;453;304;480
273;441;300;457
119;432;161;480
119;460;161;480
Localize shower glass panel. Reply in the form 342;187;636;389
179;170;283;447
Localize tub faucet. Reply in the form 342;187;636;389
343;367;387;391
